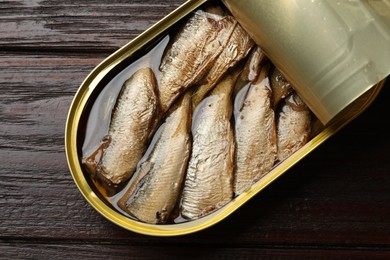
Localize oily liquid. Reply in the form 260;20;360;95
78;0;258;225
79;14;322;226
80;35;170;221
81;35;170;158
109;122;168;220
80;33;253;223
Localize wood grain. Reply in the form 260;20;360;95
0;0;389;259
1;54;389;245
0;0;181;52
1;242;390;260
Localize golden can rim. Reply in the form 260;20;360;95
64;0;386;236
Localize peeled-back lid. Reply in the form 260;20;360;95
222;0;390;124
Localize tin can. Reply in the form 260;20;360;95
65;0;389;236
222;0;390;124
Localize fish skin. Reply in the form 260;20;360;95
191;23;255;109
83;67;160;186
180;71;240;220
233;46;266;99
277;93;311;162
240;46;266;84
270;67;293;108
159;10;237;112
118;93;192;224
234;64;278;196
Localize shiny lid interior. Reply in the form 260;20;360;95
222;0;390;124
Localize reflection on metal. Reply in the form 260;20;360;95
222;0;390;124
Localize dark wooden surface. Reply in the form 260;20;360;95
1;1;389;259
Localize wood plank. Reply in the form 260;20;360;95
0;54;389;247
1;242;390;260
0;0;183;52
2;0;389;258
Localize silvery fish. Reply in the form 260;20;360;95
270;67;293;108
191;23;255;109
118;93;192;224
234;63;277;196
233;46;267;99
240;46;266;84
180;71;240;220
159;9;237;112
83;67;159;186
277;92;311;162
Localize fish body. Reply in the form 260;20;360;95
83;68;159;186
233;46;266;100
270;68;293;108
180;72;239;220
240;46;266;84
234;64;277;196
277;93;311;162
191;23;255;109
159;10;237;112
118;93;192;224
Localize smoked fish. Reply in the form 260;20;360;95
191;23;255;109
277;93;311;162
83;68;159;186
233;46;267;99
270;67;293;108
118;93;192;224
234;63;277;196
159;10;237;112
240;46;266;84
180;71;240;220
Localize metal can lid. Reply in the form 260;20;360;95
223;0;390;124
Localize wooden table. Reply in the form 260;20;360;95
1;1;389;259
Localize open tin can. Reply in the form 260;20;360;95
65;0;390;236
